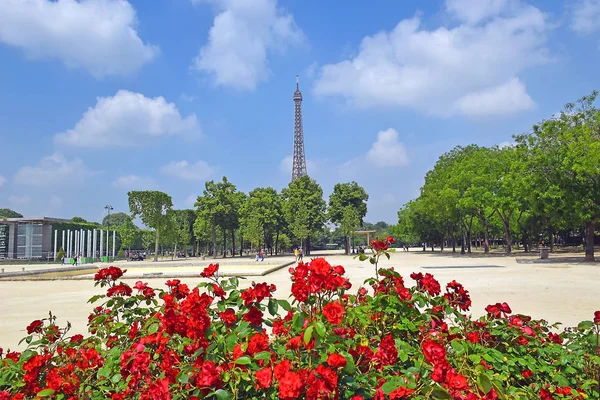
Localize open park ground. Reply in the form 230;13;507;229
1;249;599;351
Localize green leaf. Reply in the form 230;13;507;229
293;313;305;330
147;323;159;334
381;378;401;394
37;389;55;397
450;340;464;355
268;298;279;316
87;294;105;304
254;351;272;361
384;252;390;260
315;321;326;337
342;353;355;374
214;389;232;400
577;320;594;331
304;325;314;344
234;356;252;365
477;373;492;394
278;299;292;311
358;253;368;261
431;387;451;399
111;374;122;384
226;334;237;352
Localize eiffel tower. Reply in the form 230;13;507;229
292;75;307;181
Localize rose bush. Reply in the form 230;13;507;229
0;237;599;399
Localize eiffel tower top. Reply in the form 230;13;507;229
293;75;302;101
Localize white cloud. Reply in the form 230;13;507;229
160;160;214;181
454;78;534;116
111;175;156;190
279;155;317;176
313;1;548;117
54;90;200;148
0;0;158;77
446;0;512;24
14;154;93;187
193;0;303;90
8;195;31;206
366;129;409;167
0;176;6;187
571;0;600;35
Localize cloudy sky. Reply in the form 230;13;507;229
1;0;599;224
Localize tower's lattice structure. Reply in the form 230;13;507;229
292;75;307;181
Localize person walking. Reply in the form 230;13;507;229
255;250;260;262
260;249;264;262
73;254;78;266
294;248;299;262
298;247;303;262
61;255;65;265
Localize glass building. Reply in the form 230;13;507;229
0;217;69;260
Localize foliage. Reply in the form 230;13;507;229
195;177;241;257
1;253;599;399
70;217;89;224
118;217;139;251
128;191;173;262
0;208;23;218
102;213;130;228
239;187;283;250
282;175;327;253
328;182;369;254
56;247;65;261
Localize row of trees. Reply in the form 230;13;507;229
124;176;371;261
396;91;600;261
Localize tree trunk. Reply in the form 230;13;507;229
585;219;596;261
344;236;350;255
461;234;465;254
240;233;244;257
503;220;512;254
452;237;456;253
440;237;444;252
275;230;279;255
422;242;426;251
172;243;176;261
467;230;472;254
223;230;227;258
212;223;217;259
431;242;434;252
304;237;311;256
153;228;160;262
549;230;554;252
483;225;490;253
231;229;235;257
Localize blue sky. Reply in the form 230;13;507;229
1;0;600;224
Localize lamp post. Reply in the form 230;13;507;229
104;205;113;259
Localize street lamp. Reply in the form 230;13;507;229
104;205;113;258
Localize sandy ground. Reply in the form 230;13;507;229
1;249;599;351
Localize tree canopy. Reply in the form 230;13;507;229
128;191;173;261
328;181;369;254
0;208;23;218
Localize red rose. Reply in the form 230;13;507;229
70;334;84;343
219;308;237;326
466;332;479;344
326;353;347;368
165;279;181;287
521;369;533;378
594;311;600;324
107;283;132;297
278;371;303;399
274;359;291;380
333;265;345;275
516;336;528;345
212;283;226;297
520;326;535;336
386;236;395;244
421;340;446;365
446;369;469;390
243;306;263;326
323;302;344;325
201;263;219;278
255;367;272;389
196;361;220;387
26;320;44;334
389;386;414;399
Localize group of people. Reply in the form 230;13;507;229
61;254;81;266
293;247;304;262
255;249;265;262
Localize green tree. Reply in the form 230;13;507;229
281;175;327;255
0;208;23;218
128;191;173;262
141;230;155;253
516;91;600;261
71;216;88;223
118;217;139;253
239;187;283;253
102;212;129;228
195;177;240;258
328;182;369;254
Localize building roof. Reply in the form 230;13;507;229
0;217;72;224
